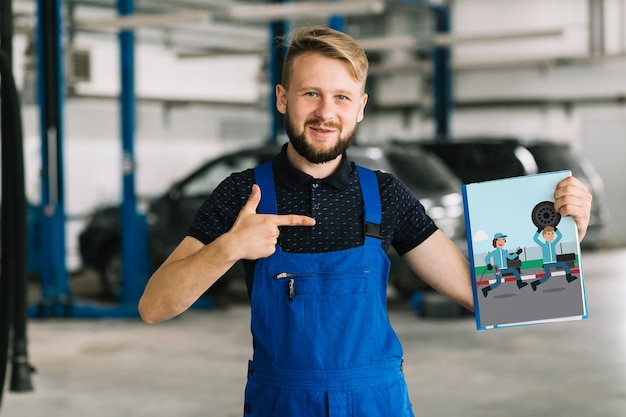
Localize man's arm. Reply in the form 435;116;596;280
138;235;232;324
402;230;474;312
138;184;315;324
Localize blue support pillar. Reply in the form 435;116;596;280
267;0;291;143
34;0;72;317
117;0;149;307
328;0;345;33
31;0;145;318
431;5;452;142
327;16;345;32
391;1;453;141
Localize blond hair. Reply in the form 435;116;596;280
280;25;369;92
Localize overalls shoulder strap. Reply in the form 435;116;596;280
254;161;277;215
356;165;382;246
253;161;382;245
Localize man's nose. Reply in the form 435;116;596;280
314;96;336;120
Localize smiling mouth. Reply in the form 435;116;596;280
311;127;334;134
307;123;339;136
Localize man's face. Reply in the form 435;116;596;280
276;53;368;164
543;231;556;242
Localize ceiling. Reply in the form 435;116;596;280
12;0;401;57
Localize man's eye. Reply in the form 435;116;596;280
337;95;348;101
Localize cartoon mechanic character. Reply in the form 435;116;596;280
531;226;578;291
482;232;528;297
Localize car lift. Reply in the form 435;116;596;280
28;0;452;318
30;0;148;318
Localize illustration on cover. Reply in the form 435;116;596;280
462;171;588;330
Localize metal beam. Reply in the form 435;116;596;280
227;0;385;22
433;28;563;46
175;26;564;60
358;28;564;52
454;51;626;71
73;10;212;30
176;47;266;58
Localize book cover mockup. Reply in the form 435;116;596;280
462;171;588;330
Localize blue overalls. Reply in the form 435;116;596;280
243;162;414;417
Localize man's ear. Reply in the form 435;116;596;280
276;84;287;115
356;93;368;123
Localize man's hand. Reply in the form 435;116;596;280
228;184;316;260
553;176;592;242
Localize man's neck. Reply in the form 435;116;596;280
286;142;342;179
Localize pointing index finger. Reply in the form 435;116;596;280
271;214;316;227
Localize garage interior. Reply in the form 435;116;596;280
1;0;625;416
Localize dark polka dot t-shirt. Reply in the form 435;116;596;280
188;145;438;292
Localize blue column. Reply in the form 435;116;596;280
118;0;148;305
267;0;291;143
328;0;345;33
431;5;452;142
35;0;71;317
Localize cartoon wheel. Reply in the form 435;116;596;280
531;201;561;228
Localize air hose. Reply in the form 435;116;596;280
0;15;35;409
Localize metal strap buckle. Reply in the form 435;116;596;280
364;222;382;239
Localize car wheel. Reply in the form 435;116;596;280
99;251;122;299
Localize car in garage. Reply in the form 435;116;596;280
410;137;610;249
78;142;467;301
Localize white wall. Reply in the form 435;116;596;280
72;37;263;103
448;0;626;247
578;107;626;246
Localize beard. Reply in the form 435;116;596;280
285;113;357;164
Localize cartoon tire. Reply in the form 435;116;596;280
531;201;561;228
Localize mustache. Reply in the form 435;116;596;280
305;119;340;130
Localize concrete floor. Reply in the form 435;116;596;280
1;247;625;417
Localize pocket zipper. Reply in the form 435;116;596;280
276;271;372;302
276;271;371;279
287;279;295;301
